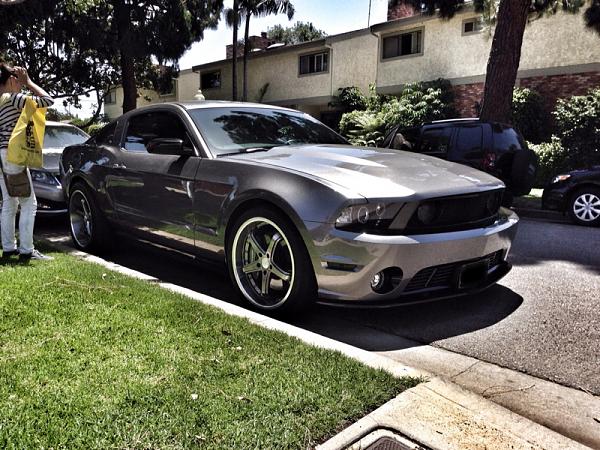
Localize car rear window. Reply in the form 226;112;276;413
454;125;483;159
492;125;525;152
420;127;453;155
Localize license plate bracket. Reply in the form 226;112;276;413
458;260;488;289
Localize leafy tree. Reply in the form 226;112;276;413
389;0;600;123
58;0;224;113
267;21;326;44
239;0;294;101
1;3;119;125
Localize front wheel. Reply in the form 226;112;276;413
68;182;113;253
227;207;316;315
568;188;600;226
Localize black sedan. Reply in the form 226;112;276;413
543;166;600;226
60;101;518;314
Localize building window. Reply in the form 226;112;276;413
159;78;177;97
463;18;484;35
299;51;329;75
382;29;423;60
105;90;117;105
201;70;221;89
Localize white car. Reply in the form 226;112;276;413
1;121;89;215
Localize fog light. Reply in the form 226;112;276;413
417;203;437;225
371;272;385;291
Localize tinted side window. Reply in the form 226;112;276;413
454;125;483;159
94;122;117;146
390;127;420;151
493;125;524;152
420;127;452;155
124;112;189;153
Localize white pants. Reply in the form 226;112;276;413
0;169;37;254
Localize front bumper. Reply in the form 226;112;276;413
33;182;67;215
306;207;519;304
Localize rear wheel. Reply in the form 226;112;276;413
568;187;600;226
227;207;316;315
68;182;113;253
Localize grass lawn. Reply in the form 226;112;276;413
0;246;418;449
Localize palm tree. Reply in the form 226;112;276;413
224;0;241;101
240;0;294;101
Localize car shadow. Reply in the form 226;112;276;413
36;220;524;354
293;285;523;352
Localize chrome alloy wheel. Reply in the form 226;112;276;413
69;190;93;248
573;193;600;222
231;217;295;309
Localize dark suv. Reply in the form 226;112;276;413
382;119;538;203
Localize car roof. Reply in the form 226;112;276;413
134;100;299;114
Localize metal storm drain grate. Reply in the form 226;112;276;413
348;429;429;450
365;436;416;450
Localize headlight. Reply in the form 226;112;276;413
335;202;402;232
551;174;571;184
30;170;60;186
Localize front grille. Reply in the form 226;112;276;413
404;189;503;234
404;250;503;292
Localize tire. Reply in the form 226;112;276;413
227;206;317;316
568;187;600;227
510;149;538;196
68;182;113;253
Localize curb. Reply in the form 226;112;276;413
42;236;589;450
511;207;569;223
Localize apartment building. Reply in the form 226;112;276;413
104;4;600;122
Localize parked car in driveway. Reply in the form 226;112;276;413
0;121;89;215
381;119;538;205
543;166;600;226
60;102;519;314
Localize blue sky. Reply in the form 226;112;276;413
178;0;389;69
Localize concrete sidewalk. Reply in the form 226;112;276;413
44;235;592;450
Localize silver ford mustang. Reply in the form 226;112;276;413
60;101;518;314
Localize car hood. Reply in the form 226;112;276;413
228;144;504;199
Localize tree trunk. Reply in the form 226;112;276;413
114;0;137;113
479;0;530;124
242;13;251;102
231;0;239;101
120;52;137;113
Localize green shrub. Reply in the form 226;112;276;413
338;79;455;147
529;137;568;186
331;86;368;112
85;122;107;136
553;88;600;168
511;87;549;144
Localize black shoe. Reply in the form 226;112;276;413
1;250;18;259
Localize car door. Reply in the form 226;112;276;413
109;109;201;253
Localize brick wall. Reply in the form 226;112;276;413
388;2;418;21
451;71;600;118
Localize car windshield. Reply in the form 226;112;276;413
188;107;348;155
43;125;89;151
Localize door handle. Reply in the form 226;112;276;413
113;163;127;169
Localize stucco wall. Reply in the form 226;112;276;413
376;9;600;92
330;33;378;95
104;86;177;120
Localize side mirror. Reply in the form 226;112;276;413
147;138;188;155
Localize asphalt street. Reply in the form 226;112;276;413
36;216;600;396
